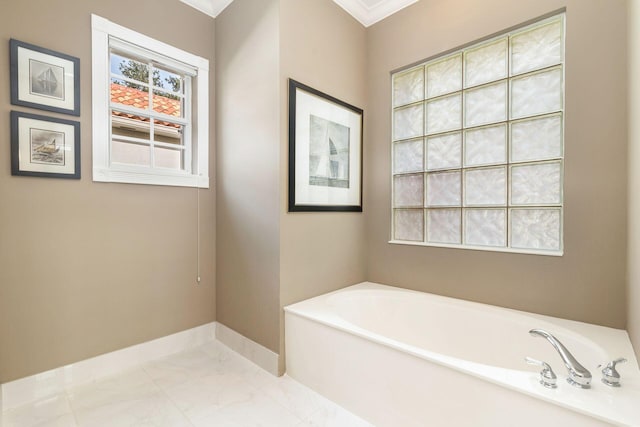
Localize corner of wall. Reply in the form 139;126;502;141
277;0;368;373
627;0;640;367
214;0;282;355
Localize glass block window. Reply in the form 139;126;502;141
391;14;564;255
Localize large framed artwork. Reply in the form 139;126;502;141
11;111;81;179
288;79;363;212
10;39;80;116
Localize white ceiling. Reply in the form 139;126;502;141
180;0;418;27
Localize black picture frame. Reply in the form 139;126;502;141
10;39;80;116
11;111;81;179
288;79;363;212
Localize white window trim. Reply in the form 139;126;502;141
91;14;209;188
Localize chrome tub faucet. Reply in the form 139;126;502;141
599;358;627;387
529;328;592;389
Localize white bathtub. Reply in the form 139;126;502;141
284;282;640;427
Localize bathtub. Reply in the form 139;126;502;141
284;282;640;427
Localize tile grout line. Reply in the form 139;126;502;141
142;362;198;427
63;388;81;427
2;342;367;427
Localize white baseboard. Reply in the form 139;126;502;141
1;322;216;411
216;323;280;376
1;321;282;411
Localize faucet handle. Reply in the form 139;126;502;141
526;356;557;389
598;358;627;387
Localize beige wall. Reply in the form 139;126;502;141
278;0;367;371
628;0;640;364
365;0;628;328
3;0;633;383
0;0;216;383
216;0;366;365
215;0;282;353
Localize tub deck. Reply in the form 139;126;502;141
285;282;640;427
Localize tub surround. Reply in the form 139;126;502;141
285;283;640;426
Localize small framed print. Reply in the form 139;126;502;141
11;111;81;179
10;39;80;116
288;79;363;212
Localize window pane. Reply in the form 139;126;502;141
510;162;562;205
510;208;561;251
112;140;150;166
394;209;424;241
511;19;563;75
154;147;183;170
394;104;424;140
426;171;461;207
152;90;182;118
394;174;424;207
464;209;506;247
464;81;507;127
111;53;149;84
464;124;507;166
426;93;461;134
511;115;563;162
426;132;461;170
394;67;424;107
111;79;150;110
155;66;183;94
154;120;184;145
112;110;150;140
394;139;423;173
464;38;507;87
427;54;462;98
464;167;506;206
427;209;461;244
511;68;563;119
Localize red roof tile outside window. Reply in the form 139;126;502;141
110;83;182;118
110;83;182;129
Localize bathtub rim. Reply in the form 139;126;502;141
284;282;640;427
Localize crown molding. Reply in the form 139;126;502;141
333;0;419;27
179;0;234;18
179;0;418;25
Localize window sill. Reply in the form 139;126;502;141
388;240;563;257
93;167;209;188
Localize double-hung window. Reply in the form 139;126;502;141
391;13;565;255
92;14;209;188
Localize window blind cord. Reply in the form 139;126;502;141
196;185;201;284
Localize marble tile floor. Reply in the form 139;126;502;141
1;340;373;427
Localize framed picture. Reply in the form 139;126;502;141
11;111;81;179
288;79;363;212
10;39;80;116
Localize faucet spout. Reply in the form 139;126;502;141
529;328;592;389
